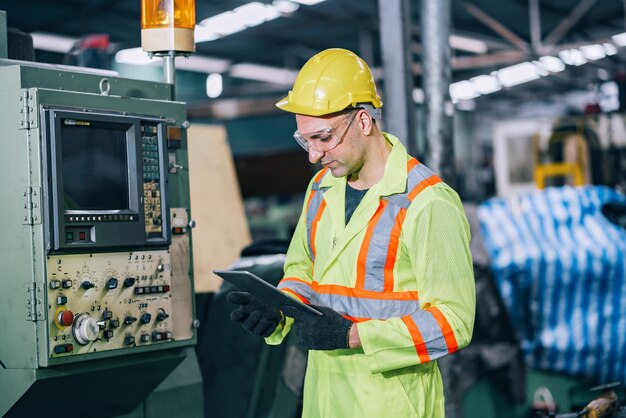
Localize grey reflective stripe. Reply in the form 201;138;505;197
277;280;314;302
305;171;329;261
361;162;439;291
362;203;403;291
314;293;420;320
407;309;450;359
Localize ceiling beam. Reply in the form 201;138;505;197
463;2;530;52
528;0;543;54
543;0;597;47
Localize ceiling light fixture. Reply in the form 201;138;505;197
197;2;281;42
604;43;618;56
273;0;300;13
470;75;501;94
612;32;626;46
449;80;480;102
497;62;540;87
31;32;77;53
229;63;297;85
538;55;565;73
579;44;606;61
449;34;488;54
558;49;586;66
206;73;223;98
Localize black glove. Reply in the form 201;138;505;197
227;291;283;337
282;305;353;350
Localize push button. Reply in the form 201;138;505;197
56;295;67;305
79;232;86;240
66;232;74;241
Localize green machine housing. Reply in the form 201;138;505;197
0;61;201;417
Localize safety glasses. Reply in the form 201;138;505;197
293;111;358;153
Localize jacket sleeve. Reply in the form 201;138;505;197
265;176;317;345
357;188;476;373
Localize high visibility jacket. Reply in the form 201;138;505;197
267;133;475;418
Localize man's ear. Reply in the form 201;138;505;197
357;110;373;136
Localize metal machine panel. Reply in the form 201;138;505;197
0;61;199;417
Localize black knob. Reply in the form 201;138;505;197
140;313;152;324
156;310;169;321
81;281;95;290
102;310;113;320
124;316;137;325
123;277;136;287
109;319;120;328
103;330;114;339
124;335;135;346
105;278;118;290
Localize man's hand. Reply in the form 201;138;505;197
227;291;283;337
282;305;353;350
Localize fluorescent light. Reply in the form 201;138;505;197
470;75;501;94
289;0;326;4
115;48;230;73
612;32;626;46
273;0;300;13
538;55;565;72
449;80;480;102
206;73;223;98
195;26;221;43
412;88;424;104
559;49;586;66
497;62;540;87
198;2;281;41
31;32;77;53
176;55;230;73
449;34;488;54
229;63;297;85
604;43;618;56
580;44;606;61
115;47;157;65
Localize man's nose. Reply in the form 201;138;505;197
308;148;324;164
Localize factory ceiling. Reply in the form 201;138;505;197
2;0;625;111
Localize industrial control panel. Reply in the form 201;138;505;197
0;61;199;417
47;250;174;357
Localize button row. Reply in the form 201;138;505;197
66;215;135;222
134;285;171;295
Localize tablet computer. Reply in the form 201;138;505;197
214;269;323;316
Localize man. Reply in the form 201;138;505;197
228;48;475;418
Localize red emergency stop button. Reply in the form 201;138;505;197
58;310;74;327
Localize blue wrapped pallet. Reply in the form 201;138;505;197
478;186;626;384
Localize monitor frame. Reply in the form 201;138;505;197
42;108;170;252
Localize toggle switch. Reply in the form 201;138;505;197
124;316;137;325
156;309;169;321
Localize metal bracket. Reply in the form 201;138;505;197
18;89;37;130
23;187;42;225
26;282;44;322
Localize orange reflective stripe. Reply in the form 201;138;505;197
306;168;328;230
279;277;418;300
383;208;407;292
407;157;419;172
356;200;388;289
407;175;442;201
428;306;459;353
310;199;326;260
282;288;311;304
402;316;431;363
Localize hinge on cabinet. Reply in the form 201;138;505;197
19;90;31;130
22;187;42;225
26;282;44;322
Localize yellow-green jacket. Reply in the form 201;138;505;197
267;133;475;418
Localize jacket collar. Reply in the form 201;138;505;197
317;132;409;196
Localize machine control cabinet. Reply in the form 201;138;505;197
0;63;197;417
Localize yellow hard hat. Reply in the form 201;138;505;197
276;48;383;117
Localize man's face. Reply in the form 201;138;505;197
295;111;365;178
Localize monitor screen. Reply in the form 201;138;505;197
61;123;130;211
